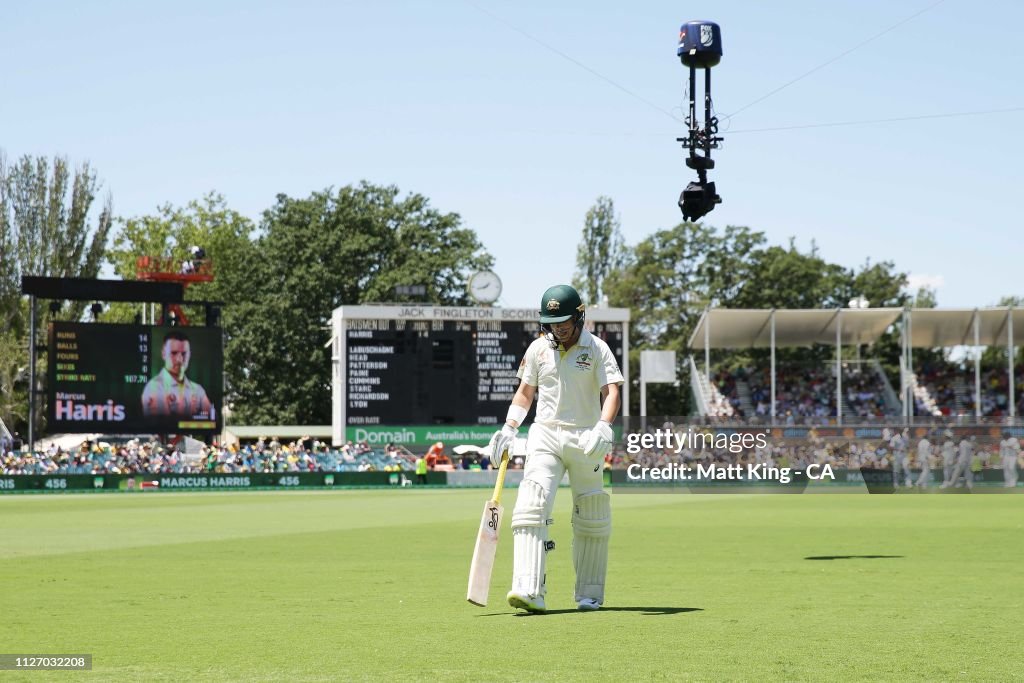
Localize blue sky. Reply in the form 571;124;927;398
2;1;1021;308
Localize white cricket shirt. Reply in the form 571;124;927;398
141;368;213;418
917;438;932;461
517;328;623;428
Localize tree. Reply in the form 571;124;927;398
0;153;112;331
106;192;259;323
228;182;493;425
701;225;767;306
0;152;113;435
733;244;848;310
847;259;909;309
0;332;28;437
605;222;766;414
912;287;938;308
573;196;628;305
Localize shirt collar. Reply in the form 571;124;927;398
160;367;190;386
557;328;593;353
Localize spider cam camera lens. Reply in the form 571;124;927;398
678;181;721;221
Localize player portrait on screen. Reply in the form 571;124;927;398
141;330;214;419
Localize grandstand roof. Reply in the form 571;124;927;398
908;308;1024;347
690;307;1023;350
689;308;902;349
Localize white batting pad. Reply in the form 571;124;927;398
572;491;611;604
511;479;551;528
510;480;551;598
511;526;547;598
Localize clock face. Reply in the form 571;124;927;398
469;270;502;304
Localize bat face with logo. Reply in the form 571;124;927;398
466;450;510;606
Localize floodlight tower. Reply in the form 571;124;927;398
677;20;724;222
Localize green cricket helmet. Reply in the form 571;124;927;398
539;284;586;325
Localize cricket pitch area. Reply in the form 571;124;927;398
1;489;1020;681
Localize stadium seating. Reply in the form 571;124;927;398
914;362;1024;417
694;356;1022;422
698;361;899;422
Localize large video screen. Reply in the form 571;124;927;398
47;322;223;434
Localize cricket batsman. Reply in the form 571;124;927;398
487;284;623;613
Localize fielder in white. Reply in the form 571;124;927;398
943;436;975;490
890;428;913;488
487;284;623;614
914;433;933;489
941;431;957;485
1000;431;1020;488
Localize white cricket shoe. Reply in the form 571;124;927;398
507;591;546;614
577;598;601;611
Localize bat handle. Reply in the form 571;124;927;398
492;450;510;505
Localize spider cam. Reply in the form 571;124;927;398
677;21;723;222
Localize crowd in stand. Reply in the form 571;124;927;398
0;436;412;476
710;364;850;422
699;360;1024;423
843;366;889;418
708;371;741;417
916;362;1024;417
747;365;836;421
965;369;1024;417
915;362;960;416
0;434;514;476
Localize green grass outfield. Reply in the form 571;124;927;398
1;490;1021;681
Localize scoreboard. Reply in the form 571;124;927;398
331;305;630;445
47;322;224;434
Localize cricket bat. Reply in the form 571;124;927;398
466;450;510;606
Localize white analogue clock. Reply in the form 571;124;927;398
468;270;502;304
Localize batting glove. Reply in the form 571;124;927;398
487;424;518;467
582;420;614;459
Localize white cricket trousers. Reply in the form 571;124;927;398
1003;455;1019;487
522;423;605;499
508;422;609;601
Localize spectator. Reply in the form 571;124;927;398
425;441;443;470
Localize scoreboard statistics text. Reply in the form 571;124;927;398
47;322;224;434
333;306;629;441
